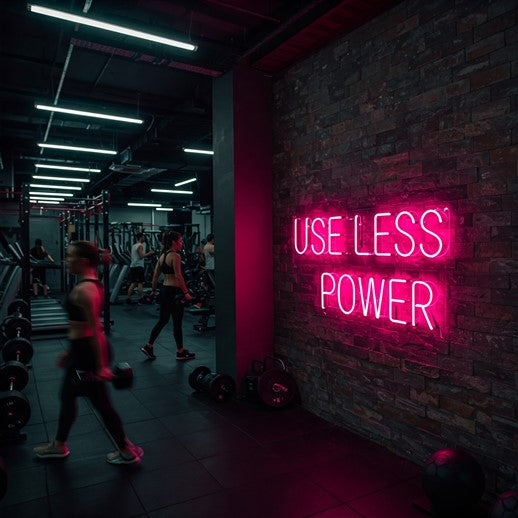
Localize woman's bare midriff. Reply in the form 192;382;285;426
68;320;94;340
162;273;180;288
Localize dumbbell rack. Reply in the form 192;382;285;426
0;299;34;444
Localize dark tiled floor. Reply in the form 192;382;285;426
0;303;428;517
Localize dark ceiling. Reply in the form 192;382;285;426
0;0;400;208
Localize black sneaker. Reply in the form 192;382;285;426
137;298;144;306
176;349;195;361
141;345;156;360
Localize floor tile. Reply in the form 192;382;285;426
130;460;221;511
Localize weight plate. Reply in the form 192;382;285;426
7;299;30;319
0;361;29;391
2;337;33;364
257;368;296;408
0;390;31;430
3;316;31;340
209;374;235;402
188;366;211;390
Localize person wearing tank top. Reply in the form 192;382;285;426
140;231;196;361
33;241;144;465
126;232;155;304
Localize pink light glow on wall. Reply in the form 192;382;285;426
293;204;451;335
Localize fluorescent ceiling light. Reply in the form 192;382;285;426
183;148;214;155
28;4;197;51
35;164;101;173
30;191;74;197
151;188;193;194
127;202;162;207
35;104;143;124
33;175;90;182
174;177;196;187
28;196;65;201
30;183;81;190
38;143;117;155
156;207;174;211
30;199;59;204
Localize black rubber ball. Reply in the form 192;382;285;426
422;448;485;515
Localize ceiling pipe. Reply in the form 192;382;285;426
204;0;280;23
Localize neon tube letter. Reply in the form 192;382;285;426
294;218;310;255
337;274;355;315
394;211;416;257
374;212;392;256
311;218;326;255
412;280;434;330
419;210;444;258
321;272;336;309
388;278;407;325
328;216;343;255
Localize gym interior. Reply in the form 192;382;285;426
0;1;517;517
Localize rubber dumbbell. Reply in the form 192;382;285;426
188;366;235;402
2;315;31;341
76;362;134;390
7;299;30;319
0;361;31;431
2;337;33;365
0;456;7;502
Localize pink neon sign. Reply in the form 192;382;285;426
292;206;451;334
293;208;450;259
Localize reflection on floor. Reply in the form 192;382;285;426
1;304;427;517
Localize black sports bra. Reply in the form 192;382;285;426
160;251;176;275
64;279;103;321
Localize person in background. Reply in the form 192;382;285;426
33;241;143;464
30;238;55;297
126;232;154;305
203;234;215;273
141;231;195;361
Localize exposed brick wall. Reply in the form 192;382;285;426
272;0;517;495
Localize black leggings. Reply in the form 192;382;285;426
148;286;184;349
56;369;126;449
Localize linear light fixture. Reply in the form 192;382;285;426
151;188;193;194
30;183;82;190
30;199;60;204
174;177;196;187
35;104;143;124
28;4;197;51
156;207;174;211
30;191;74;197
33;175;90;182
183;148;214;155
37;143;117;155
29;196;65;201
35;164;101;173
127;202;162;207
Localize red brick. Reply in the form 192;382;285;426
410;387;439;406
471;98;510;121
474;131;511;151
470;64;510;90
441;371;491;393
467;33;505;61
468;178;508;196
450;285;491;302
490;145;518;163
440;396;476;418
457;11;487;34
427;408;476;433
474;12;516;41
476;242;512;258
473;211;512;226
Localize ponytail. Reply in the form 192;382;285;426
70;241;112;267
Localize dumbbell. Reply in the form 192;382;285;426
0;361;31;431
2;315;31;341
7;299;30;319
2;337;33;365
188;366;235;402
76;362;134;390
